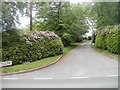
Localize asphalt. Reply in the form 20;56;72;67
2;41;118;88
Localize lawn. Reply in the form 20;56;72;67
1;41;85;73
1;55;60;73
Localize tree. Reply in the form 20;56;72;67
90;2;119;28
35;2;89;46
1;2;28;31
28;2;45;31
30;2;32;31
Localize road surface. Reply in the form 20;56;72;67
2;41;118;88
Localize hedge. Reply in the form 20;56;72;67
2;31;63;65
61;33;83;47
61;33;73;46
94;25;119;54
2;29;25;48
106;26;119;54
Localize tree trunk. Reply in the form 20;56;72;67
30;2;32;31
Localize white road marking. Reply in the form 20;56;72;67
107;75;118;77
71;77;89;79
11;75;17;76
33;78;53;80
3;78;19;80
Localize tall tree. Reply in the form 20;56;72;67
30;2;32;31
1;2;28;31
90;2;119;28
35;2;89;46
36;2;89;35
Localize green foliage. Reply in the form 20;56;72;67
95;27;107;49
34;2;88;46
61;33;73;46
83;37;87;40
94;25;119;54
95;34;107;50
106;26;119;54
1;55;61;73
32;21;44;31
1;41;83;73
73;35;83;42
88;36;92;40
2;30;24;48
91;2;119;28
2;31;63;65
92;45;119;58
2;2;28;31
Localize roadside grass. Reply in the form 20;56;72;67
63;41;85;54
92;45;119;58
1;41;85;73
1;55;60;73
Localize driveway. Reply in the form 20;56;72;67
2;41;118;88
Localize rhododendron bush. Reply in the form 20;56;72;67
2;31;63;65
94;25;119;54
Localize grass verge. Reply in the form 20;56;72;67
63;40;86;54
92;45;119;58
1;55;60;73
1;41;85;73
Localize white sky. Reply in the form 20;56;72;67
70;0;92;3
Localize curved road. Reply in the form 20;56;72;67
2;41;118;88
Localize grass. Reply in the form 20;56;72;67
1;55;60;73
1;41;85;73
92;45;119;58
63;41;85;54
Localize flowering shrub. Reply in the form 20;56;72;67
2;31;63;65
94;25;119;54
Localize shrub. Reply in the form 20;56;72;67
2;31;63;65
61;33;73;46
95;34;107;50
73;35;83;42
94;25;119;54
83;37;87;40
2;30;24;48
88;36;92;40
106;26;119;54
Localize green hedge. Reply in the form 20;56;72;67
94;25;119;54
95;34;107;50
106;26;119;54
61;33;73;46
2;31;63;65
61;33;83;47
2;30;25;48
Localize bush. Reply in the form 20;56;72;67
2;31;63;65
83;37;87;40
61;33;73;46
73;35;83;42
88;36;92;40
94;25;119;54
95;34;107;50
106;26;119;54
2;29;24;48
